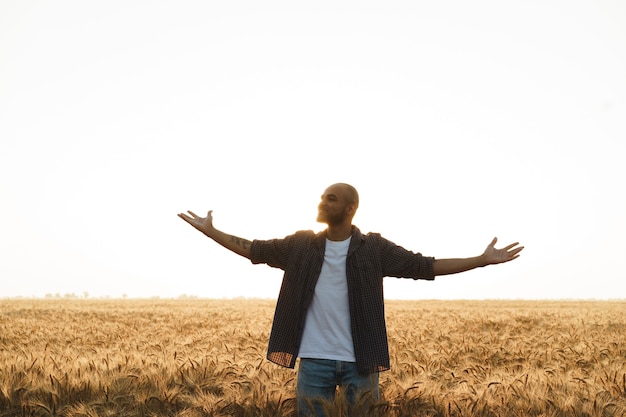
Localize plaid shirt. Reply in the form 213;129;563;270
250;226;435;374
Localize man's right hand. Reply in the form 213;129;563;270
178;210;252;259
178;210;214;235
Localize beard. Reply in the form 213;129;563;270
317;209;346;226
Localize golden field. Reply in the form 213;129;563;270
1;299;625;416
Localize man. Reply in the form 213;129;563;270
178;183;523;416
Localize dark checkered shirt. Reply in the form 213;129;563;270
250;226;435;374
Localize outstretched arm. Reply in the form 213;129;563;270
178;210;252;259
433;237;523;276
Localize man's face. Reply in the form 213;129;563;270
317;185;353;226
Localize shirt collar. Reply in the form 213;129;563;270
315;225;363;256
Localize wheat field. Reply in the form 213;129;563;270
1;298;625;416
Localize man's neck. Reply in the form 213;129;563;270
326;224;353;242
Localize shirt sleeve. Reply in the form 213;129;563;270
379;236;435;280
249;238;290;270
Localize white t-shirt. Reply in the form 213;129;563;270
298;237;355;362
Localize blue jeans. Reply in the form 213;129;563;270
297;358;379;417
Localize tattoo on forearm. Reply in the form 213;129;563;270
229;235;251;250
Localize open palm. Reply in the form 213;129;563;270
483;237;524;265
178;210;214;234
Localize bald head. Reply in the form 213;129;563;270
332;183;359;208
317;183;360;227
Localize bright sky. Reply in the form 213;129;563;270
1;1;625;300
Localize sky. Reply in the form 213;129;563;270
1;1;625;300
